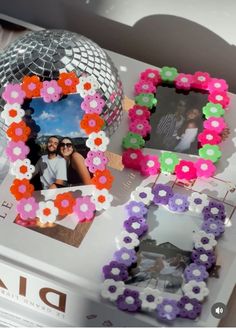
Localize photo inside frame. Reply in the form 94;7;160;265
145;86;208;155
125;205;200;297
22;93;92;191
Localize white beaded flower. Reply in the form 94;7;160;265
91;188;113;211
76;75;99;97
140;288;163;311
101;279;125;302
86;131;109;152
188;192;209;213
11;159;35;180
193;230;217;251
1;103;25;125
116;231;140;250
183;280;209;302
131;186;154;205
36;201;59;224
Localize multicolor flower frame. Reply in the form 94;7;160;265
122;67;230;180
101;183;226;322
1;73;114;224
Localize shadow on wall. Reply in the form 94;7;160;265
1;1;236;90
66;13;236;92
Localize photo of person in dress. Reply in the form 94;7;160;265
58;137;91;187
174;107;203;153
145;86;208;155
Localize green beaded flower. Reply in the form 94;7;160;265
135;93;157;109
160;66;178;82
160;152;180;173
202;102;225;119
199;144;222;163
122;132;145;149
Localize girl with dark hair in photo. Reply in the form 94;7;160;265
59;137;91;186
174;108;203;154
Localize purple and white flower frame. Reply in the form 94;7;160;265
101;184;226;322
122;67;231;181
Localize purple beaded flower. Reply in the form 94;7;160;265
156;298;180;321
201;218;225;239
191;248;216;269
2;83;26;104
114;248;137;267
116;289;141;312
152;184;174;205
103;261;128;281
202;201;226;221
40;80;62;103
125;201;148;218
6;141;30;162
81;93;105;114
168;193;189;212
85;150;108;173
184;263;209;282
16;197;39;220
177;296;202;320
124;216;148;237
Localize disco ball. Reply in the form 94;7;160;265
0;29;124;137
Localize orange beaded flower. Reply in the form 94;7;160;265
91;169;114;190
21;75;42;98
7;121;31;142
10;178;34;200
54;192;76;216
57;72;79;94
80;113;105;135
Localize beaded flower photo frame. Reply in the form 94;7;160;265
1;73;114;224
101;183;226;322
122;67;230;181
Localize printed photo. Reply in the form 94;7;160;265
145;86;208;155
23;93;92;191
126;240;191;295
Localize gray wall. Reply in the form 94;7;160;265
1;0;236;92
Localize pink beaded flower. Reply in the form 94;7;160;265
194;159;216;178
40;80;62;103
175;73;193;90
129;119;151;137
208;78;228;93
198;129;222;146
2;84;26;105
134;79;156;95
140;155;160;176
81;93;105;114
85;150;108;173
203;117;226;134
140;68;161;85
208;91;230;108
175;160;197;180
128;105;151;121
6;141;30;162
122;149;143;170
192;72;211;90
73;196;96;222
16;197;39;220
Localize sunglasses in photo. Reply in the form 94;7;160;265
60;143;73;148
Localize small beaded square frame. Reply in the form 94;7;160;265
122;67;230;181
101;183;226;322
1;73;114;225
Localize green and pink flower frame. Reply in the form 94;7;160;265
122;67;230;181
1;72;114;225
